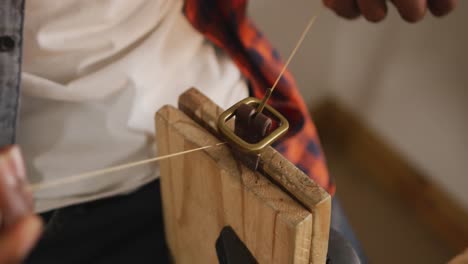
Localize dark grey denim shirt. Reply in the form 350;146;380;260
0;0;24;148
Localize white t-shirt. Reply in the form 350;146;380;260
18;0;248;213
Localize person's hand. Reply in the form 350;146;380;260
0;146;42;264
448;248;468;264
323;0;458;23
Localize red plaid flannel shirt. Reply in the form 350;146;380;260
184;0;334;194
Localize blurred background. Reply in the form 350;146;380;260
249;1;467;263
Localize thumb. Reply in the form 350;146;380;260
0;216;42;264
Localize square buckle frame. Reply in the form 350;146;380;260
217;97;289;153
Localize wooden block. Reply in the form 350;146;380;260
155;88;331;263
178;88;331;263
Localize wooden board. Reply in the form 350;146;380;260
155;88;331;263
178;88;331;263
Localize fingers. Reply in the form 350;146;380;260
0;146;40;263
428;0;458;16
0;146;32;228
323;0;360;19
7;147;33;211
324;0;458;23
0;216;42;264
5;146;26;183
391;0;427;22
357;0;388;22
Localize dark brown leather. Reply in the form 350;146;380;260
232;104;272;170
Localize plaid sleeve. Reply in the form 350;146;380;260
184;0;334;194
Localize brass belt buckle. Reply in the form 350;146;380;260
217;97;289;154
